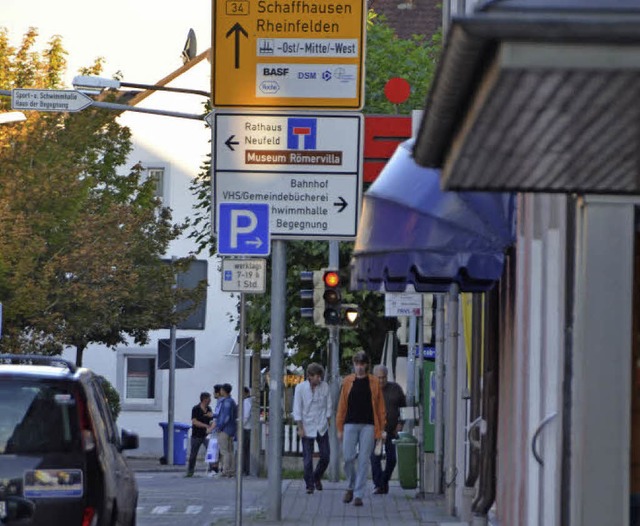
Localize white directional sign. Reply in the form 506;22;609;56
211;110;363;240
221;258;267;293
11;89;93;113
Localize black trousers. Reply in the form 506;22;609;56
187;435;208;474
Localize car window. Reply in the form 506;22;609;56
0;380;81;454
89;378;118;445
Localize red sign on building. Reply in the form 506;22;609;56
363;115;412;183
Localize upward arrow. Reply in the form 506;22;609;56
226;23;248;69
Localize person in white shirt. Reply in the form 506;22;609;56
242;387;252;476
292;362;332;494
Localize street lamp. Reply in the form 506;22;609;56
72;75;210;98
0;111;26;124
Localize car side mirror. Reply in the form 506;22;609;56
120;428;139;451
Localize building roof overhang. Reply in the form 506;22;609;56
413;1;640;193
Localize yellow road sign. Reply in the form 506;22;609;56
212;0;366;109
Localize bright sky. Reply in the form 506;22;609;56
1;0;211;86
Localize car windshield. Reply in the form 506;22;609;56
0;379;82;454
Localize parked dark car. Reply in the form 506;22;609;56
0;354;138;525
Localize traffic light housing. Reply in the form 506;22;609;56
423;294;435;346
301;269;359;328
322;270;342;325
300;270;327;327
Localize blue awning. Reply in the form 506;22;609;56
351;140;516;292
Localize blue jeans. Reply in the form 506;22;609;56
370;433;397;489
343;423;375;499
301;431;330;489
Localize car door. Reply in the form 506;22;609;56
87;377;137;525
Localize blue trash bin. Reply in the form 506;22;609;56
159;422;190;465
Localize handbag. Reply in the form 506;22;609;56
205;434;219;463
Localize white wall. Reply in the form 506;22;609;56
570;196;635;526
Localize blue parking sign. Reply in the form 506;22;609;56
218;203;270;256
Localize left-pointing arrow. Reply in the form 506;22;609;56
225;135;240;151
226;23;248;69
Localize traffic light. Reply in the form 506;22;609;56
322;270;342;325
301;269;359;328
342;304;360;328
423;294;436;346
300;270;327;327
300;271;315;319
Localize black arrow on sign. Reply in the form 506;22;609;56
225;135;240;151
333;196;348;213
226;23;248;69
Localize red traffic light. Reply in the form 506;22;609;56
323;271;339;288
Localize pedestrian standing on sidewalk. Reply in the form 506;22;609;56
336;351;386;507
211;383;237;477
186;392;213;477
242;387;252;476
292;362;332;494
370;364;406;494
208;384;223;475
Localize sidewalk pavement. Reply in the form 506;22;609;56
126;456;459;525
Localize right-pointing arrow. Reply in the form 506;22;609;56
333;196;348;213
246;237;263;248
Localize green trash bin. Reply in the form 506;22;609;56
394;431;418;489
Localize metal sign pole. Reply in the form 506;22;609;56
236;292;246;526
267;241;286;521
327;241;341;482
167;258;178;465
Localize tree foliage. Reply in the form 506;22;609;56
0;28;203;365
187;13;441;372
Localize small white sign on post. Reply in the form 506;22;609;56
12;89;93;113
221;258;267;293
384;292;423;317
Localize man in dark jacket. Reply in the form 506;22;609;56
370;364;406;494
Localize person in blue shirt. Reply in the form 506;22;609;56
210;383;237;477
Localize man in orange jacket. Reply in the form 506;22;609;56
336;350;386;507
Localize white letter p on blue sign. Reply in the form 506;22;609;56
218;203;270;256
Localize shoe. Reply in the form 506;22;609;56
343;490;353;503
306;487;314;494
184;472;194;478
382;483;389;494
353;497;363;507
314;480;323;491
373;487;384;495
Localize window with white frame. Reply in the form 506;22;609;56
147;167;165;200
117;349;162;411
